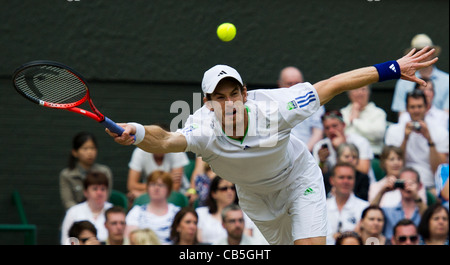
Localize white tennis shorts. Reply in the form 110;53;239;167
237;166;328;245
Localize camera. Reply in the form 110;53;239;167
394;180;405;189
412;121;421;131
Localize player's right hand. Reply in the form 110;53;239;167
105;123;136;146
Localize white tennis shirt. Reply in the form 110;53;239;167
178;83;320;194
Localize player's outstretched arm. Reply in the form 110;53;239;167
106;124;187;153
314;46;438;105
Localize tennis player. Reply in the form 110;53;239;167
106;47;437;245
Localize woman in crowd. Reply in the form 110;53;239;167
125;170;180;244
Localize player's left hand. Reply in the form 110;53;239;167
397;46;438;86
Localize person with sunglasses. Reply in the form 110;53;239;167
107;46;437;245
196;176;252;244
390;219;420;245
67;220;101;245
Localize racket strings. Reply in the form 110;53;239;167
15;65;87;104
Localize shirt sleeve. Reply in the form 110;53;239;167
248;82;321;129
176;106;217;158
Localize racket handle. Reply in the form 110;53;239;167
101;116;136;141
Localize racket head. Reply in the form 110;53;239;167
12;60;89;109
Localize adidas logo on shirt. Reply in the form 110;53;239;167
304;187;316;196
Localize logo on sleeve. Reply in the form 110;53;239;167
287;91;316;110
181;123;199;135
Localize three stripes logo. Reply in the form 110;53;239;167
304;187;316;196
389;64;397;73
287;91;316;110
218;70;227;76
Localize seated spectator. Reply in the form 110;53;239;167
59;132;113;210
313;110;374;178
67;220;101;245
341;85;387;156
125;170;180;244
399;79;449;130
335;231;363;245
129;228;161;245
196;176;252;244
127;144;189;202
326;162;369;245
356;205;386;245
103;206;128;245
369;145;427;207
214;204;255;245
170;207;200;245
371;167;427;240
323;143;370;200
390;219;420;245
418;203;449;245
385;89;448;192
61;172;112;244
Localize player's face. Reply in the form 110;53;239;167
206;79;248;138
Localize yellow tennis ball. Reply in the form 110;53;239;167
217;23;236;42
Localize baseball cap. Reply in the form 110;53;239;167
201;65;243;95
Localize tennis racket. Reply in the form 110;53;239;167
12;60;131;138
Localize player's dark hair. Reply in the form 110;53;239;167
68;132;98;169
205;77;245;101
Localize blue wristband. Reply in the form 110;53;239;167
373;60;401;82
